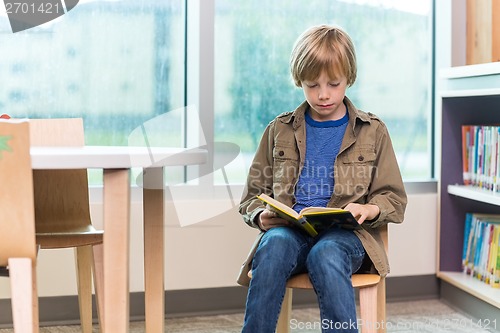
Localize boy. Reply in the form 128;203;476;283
238;24;407;332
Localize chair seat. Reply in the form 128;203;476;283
248;271;381;289
36;230;103;249
286;272;381;289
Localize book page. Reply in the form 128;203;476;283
299;206;347;215
257;193;299;219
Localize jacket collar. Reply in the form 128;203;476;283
279;97;371;130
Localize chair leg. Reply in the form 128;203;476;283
92;243;105;330
9;258;39;333
34;245;40;330
358;284;379;333
276;288;292;333
377;278;386;333
75;246;94;333
32;261;39;333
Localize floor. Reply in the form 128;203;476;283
0;298;497;332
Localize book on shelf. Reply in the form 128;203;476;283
488;223;500;288
462;125;473;186
256;193;360;237
461;125;500;192
462;213;500;287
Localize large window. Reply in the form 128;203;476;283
0;0;432;186
0;0;185;183
214;0;433;182
0;1;185;143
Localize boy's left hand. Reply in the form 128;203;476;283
344;203;380;224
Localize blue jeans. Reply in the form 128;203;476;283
242;226;366;333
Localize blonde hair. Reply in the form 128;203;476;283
290;24;357;87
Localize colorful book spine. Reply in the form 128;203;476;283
487;224;498;285
462;212;473;271
462;126;472;185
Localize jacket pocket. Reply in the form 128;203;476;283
337;145;376;197
272;142;299;197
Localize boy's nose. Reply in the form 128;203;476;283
318;89;329;100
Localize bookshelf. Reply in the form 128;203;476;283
438;66;500;311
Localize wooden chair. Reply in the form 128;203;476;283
0;120;39;333
249;225;387;333
29;118;103;333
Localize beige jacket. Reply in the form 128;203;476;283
237;97;407;286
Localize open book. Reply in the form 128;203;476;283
257;193;360;237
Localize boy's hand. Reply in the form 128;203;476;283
257;209;290;231
344;203;380;224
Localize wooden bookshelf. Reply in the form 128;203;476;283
438;70;500;313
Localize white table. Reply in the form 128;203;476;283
30;146;208;333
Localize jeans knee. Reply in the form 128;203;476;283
259;227;302;254
307;242;348;272
252;227;306;272
306;234;365;277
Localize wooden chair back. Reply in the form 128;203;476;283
28;118;93;236
0;120;36;265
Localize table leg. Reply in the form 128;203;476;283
103;169;130;333
143;168;165;333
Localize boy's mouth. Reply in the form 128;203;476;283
317;103;333;108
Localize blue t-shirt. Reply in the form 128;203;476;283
293;109;349;213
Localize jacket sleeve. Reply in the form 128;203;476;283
366;121;407;228
239;122;275;229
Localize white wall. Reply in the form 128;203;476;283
389;192;437;277
0;191;437;298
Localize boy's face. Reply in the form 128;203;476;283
301;71;347;122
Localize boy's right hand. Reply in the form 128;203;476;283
257;209;290;231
